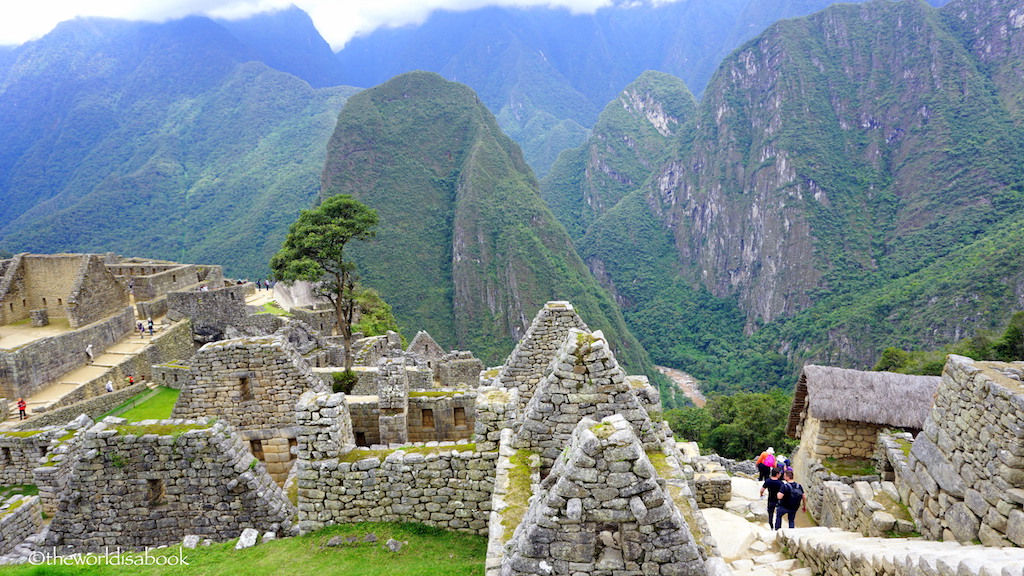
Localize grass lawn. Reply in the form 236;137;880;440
101;387;180;422
0;522;486;576
0;485;38;501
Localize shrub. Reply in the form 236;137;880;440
332;371;359;394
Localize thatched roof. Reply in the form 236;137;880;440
786;365;940;438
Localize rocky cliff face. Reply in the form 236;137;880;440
648;0;1023;335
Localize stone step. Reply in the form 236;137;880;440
779;527;1024;576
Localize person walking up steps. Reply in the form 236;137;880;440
756;447;775;482
17;398;26;420
775;469;807;530
760;468;784;530
147;317;154;336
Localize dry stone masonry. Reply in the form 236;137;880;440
502;415;710;576
903;355;1024;546
496;302;589;411
0;496;43;556
45;416;295;551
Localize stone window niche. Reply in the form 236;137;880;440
0;447;10;464
239;376;254;402
146;479;166;507
422;409;435;429
454;407;467;428
355;431;367;446
250;440;264;460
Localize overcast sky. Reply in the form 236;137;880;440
0;0;659;49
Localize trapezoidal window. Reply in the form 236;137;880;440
41;297;47;306
454;407;467;428
355;431;367;446
0;447;10;464
422;409;435;429
288;438;298;460
146;479;166;507
239;376;254;402
250;440;264;460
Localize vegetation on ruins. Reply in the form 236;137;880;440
665;390;797;460
270;194;379;373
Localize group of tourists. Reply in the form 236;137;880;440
756;446;806;530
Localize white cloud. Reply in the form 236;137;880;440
0;0;681;49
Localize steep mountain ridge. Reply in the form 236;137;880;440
320;71;656;375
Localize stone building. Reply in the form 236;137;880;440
0;253;128;330
786;365;938;474
45;417;294;551
172;334;328;484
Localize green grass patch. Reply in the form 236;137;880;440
339;444;478;463
500;449;538;543
0;485;38;501
894;437;912;458
408;391;460;398
257;301;291;316
0;522;486;575
823;457;877;477
0;430;44;438
116;387;181;422
113;423;208;437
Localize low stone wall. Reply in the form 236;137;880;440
817;480;916;537
407;392;476;443
0;495;43;556
151;363;192;390
693;460;732;509
473;387;519;452
0;307;134;400
14;383;147;430
873;431;913;485
136;294;169;321
297;446;498;535
904;356;1024;546
166;284;250;336
0;433;51;485
800;457;880;522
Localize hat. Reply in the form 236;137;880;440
767;447;775;454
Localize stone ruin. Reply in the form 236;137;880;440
44;417;294;551
503;414;709;576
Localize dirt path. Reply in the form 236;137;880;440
656;365;706;407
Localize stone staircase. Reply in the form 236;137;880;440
777;526;1024;576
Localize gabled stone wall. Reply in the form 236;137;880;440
45;417;295;551
173;335;327;430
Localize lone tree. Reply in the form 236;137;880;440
270;194;379;371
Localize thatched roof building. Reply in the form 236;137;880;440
786;365;940;438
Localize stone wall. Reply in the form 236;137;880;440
291;307;335;334
348;399;380;446
0;307;134;400
438;351;483;388
473;387;519;452
45;417;295;551
0;254;88;326
295;390;495;535
903;356;1024;546
0;399;6;422
166;284;251;337
14;383;147;430
21;319;193;416
115;264;221;302
152;362;192;390
407;393;476;443
67;255;130;329
0;432;51;485
0;496;43;556
173;335;327;430
817;480;916;537
810;417;887;461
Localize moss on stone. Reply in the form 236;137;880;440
113;423;208;437
501;449;538;543
823;457;876;477
338;443;479;463
0;430;45;438
408;390;461;398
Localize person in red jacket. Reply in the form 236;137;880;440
17;398;27;420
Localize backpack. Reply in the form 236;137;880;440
784;482;804;507
764;454;776;468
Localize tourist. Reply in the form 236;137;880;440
17;398;26;420
774;470;806;530
138;321;145;337
105;380;114;393
85;343;94;364
759;468;784;530
147;317;154;336
756;447;775;482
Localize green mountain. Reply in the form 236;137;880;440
563;0;1024;391
319;71;658;379
0;16;357;276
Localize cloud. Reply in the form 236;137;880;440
0;0;678;49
